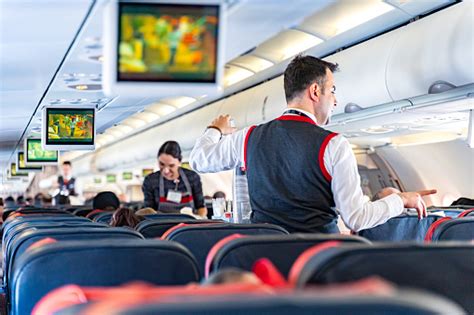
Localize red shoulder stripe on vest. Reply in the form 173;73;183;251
276;115;316;125
319;133;339;182
243;125;257;171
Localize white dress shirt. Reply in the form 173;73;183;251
190;108;404;231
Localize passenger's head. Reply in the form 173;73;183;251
284;55;339;125
34;193;44;207
93;191;120;210
203;268;262;286
4;196;15;208
372;187;401;201
61;161;72;177
42;194;53;206
135;207;157;216
110;207;142;228
16;195;25;206
157;141;182;181
212;191;226;200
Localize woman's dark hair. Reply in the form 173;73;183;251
110;207;143;228
284;54;339;103
158;141;182;161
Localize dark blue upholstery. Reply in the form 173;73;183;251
2;216;90;240
113;292;464;315
72;208;94;217
431;218;474;241
210;234;370;276
136;219;222;238
144;214;196;221
165;223;288;278
10;239;199;315
7;227;144;288
295;243;474;314
358;214;440;242
94;212;114;224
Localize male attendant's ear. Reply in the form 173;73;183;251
309;83;319;101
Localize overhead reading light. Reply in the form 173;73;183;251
344;102;364;113
428;80;457;94
69;84;102;91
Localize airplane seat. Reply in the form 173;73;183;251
136;219;223;238
206;233;370;279
357;214;441;242
143;213;196;221
426;217;474;242
2;216;92;243
54;290;466;315
162;223;288;278
72;208;94;217
9;239;199;315
289;242;474;314
458;209;474;217
93;212;114;224
6;227;144;287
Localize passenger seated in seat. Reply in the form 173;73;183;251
87;191;120;218
202;268;262;286
135;207;158;216
110;207;143;228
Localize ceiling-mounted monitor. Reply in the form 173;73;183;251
17;152;43;172
142;168;154;177
24;138;58;165
42;106;96;150
10;163;28;177
103;0;224;97
107;174;117;183
122;171;133;180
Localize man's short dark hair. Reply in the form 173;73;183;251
62;161;72;166
284;55;339;103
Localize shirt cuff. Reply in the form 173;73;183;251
382;193;405;217
205;128;222;142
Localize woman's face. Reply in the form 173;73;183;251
158;153;181;181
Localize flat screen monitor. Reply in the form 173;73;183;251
107;174;117;183
17;152;43;172
42;106;96;150
94;177;103;184
10;163;28;177
142;168;154;177
24;138;58;165
103;0;224;97
122;171;133;180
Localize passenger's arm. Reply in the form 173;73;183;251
142;176;157;210
189;115;249;173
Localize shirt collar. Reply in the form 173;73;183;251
283;108;318;125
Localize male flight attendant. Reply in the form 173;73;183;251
190;55;435;233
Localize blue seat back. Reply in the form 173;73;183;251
432;218;474;241
358;214;440;241
94;212;114;224
7;227;143;287
10;239;199;315
210;234;369;276
165;223;288;278
144;213;196;221
295;243;474;314
136;219;220;238
112;292;464;315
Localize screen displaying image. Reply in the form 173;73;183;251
118;2;219;83
94;177;102;184
11;163;28;177
142;168;154;177
106;174;117;183
17;152;42;171
26;138;58;163
122;171;133;180
46;108;94;145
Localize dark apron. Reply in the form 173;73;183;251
158;168;195;213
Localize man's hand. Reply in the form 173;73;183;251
398;189;437;219
209;115;237;135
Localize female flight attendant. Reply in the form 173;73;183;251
142;141;207;217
